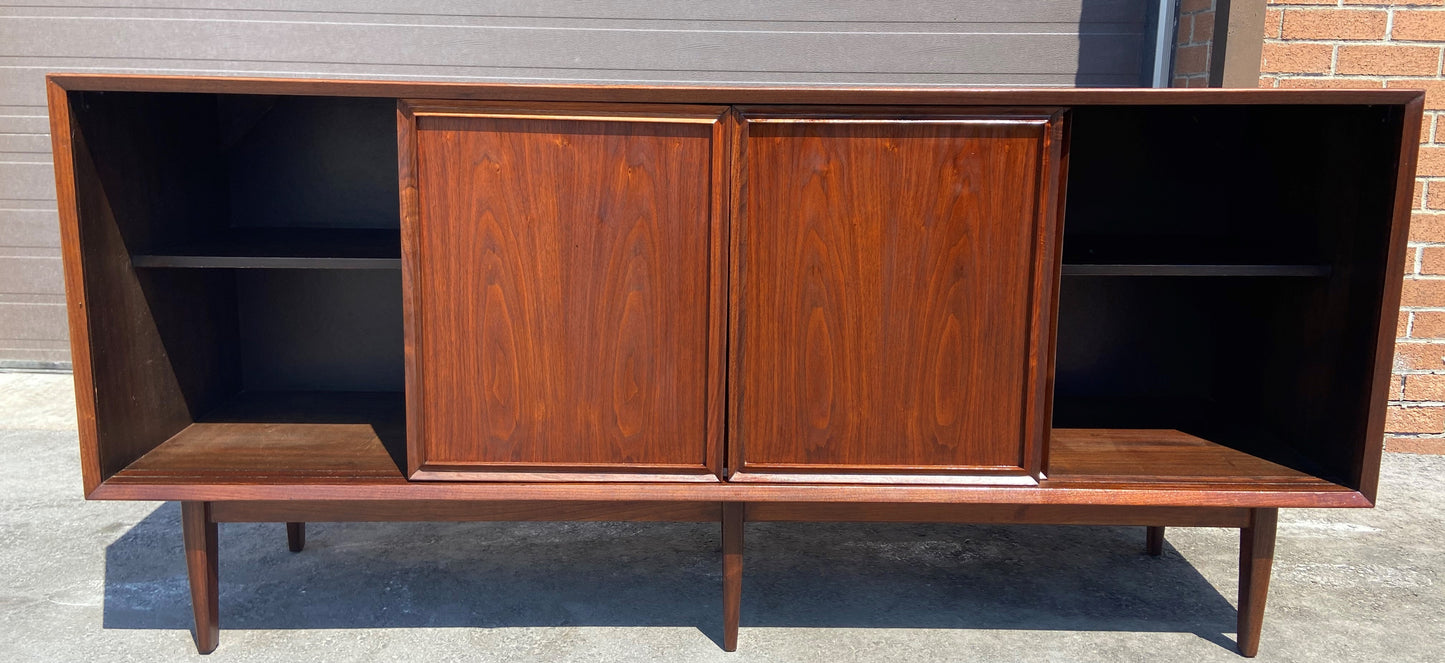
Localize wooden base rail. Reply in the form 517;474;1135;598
181;500;1278;656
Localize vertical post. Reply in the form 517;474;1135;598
286;522;306;553
1146;526;1165;557
722;502;744;652
1209;0;1268;88
181;501;219;654
1237;507;1278;657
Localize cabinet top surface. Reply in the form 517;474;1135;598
46;73;1424;107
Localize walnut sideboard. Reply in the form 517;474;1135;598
45;74;1423;656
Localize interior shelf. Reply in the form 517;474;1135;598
1060;234;1332;277
109;391;406;483
1061;264;1331;277
131;228;401;270
1044;428;1350;491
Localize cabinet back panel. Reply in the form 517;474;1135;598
237;269;404;392
1064;105;1397;264
223;95;399;230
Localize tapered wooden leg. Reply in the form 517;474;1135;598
181;501;219;655
1237;508;1278;658
287;522;305;553
1146;526;1165;557
722;502;744;652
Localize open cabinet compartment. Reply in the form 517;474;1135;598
64;90;406;490
1049;104;1406;498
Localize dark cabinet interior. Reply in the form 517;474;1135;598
66;91;405;483
62;90;1406;497
1056;105;1403;492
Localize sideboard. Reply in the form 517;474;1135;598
45;74;1423;656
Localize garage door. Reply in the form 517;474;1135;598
0;0;1163;369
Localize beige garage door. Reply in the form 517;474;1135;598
0;0;1162;369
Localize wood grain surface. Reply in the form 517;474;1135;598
47;74;1426;107
731;111;1059;480
1237;508;1279;657
113;391;406;482
406;104;725;478
181;501;219;654
1046;428;1327;486
211;500;720;523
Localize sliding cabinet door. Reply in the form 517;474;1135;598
730;108;1066;484
400;102;727;481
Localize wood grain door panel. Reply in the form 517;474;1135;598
729;108;1065;484
400;102;727;481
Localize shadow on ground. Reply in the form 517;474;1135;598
102;503;1240;650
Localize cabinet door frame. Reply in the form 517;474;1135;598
727;106;1069;485
397;100;730;482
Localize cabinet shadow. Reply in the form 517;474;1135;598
102;503;1239;650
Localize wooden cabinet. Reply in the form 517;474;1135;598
46;75;1424;658
730;109;1064;483
401;103;727;481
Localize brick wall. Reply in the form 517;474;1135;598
1258;1;1445;454
1175;0;1219;86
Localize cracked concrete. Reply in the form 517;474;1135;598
1;372;1442;662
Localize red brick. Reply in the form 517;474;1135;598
1408;211;1445;241
1344;0;1445;5
1401;277;1445;307
1392;9;1445;41
1338;45;1442;76
1278;77;1383;89
1193;13;1215;43
1421;146;1445;177
1179;0;1213;12
1280;0;1341;5
1282;9;1388;40
1386;436;1445;454
1421;246;1445;274
1187;77;1210;88
1265;9;1284;39
1408;247;1420;275
1404;374;1445;400
1427;113;1437;143
1261;43;1334;75
1395;341;1445;369
1258;75;1279;88
1386;79;1445;112
1177;16;1192;46
1410;311;1445;338
1428;182;1445;210
1401;309;1413;336
1386;404;1445;433
1175;44;1210;75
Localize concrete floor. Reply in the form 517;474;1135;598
1;373;1442;662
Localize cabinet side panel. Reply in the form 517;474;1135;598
735;118;1048;472
47;80;100;493
1359;96;1423;502
62;90;239;488
412;112;716;471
